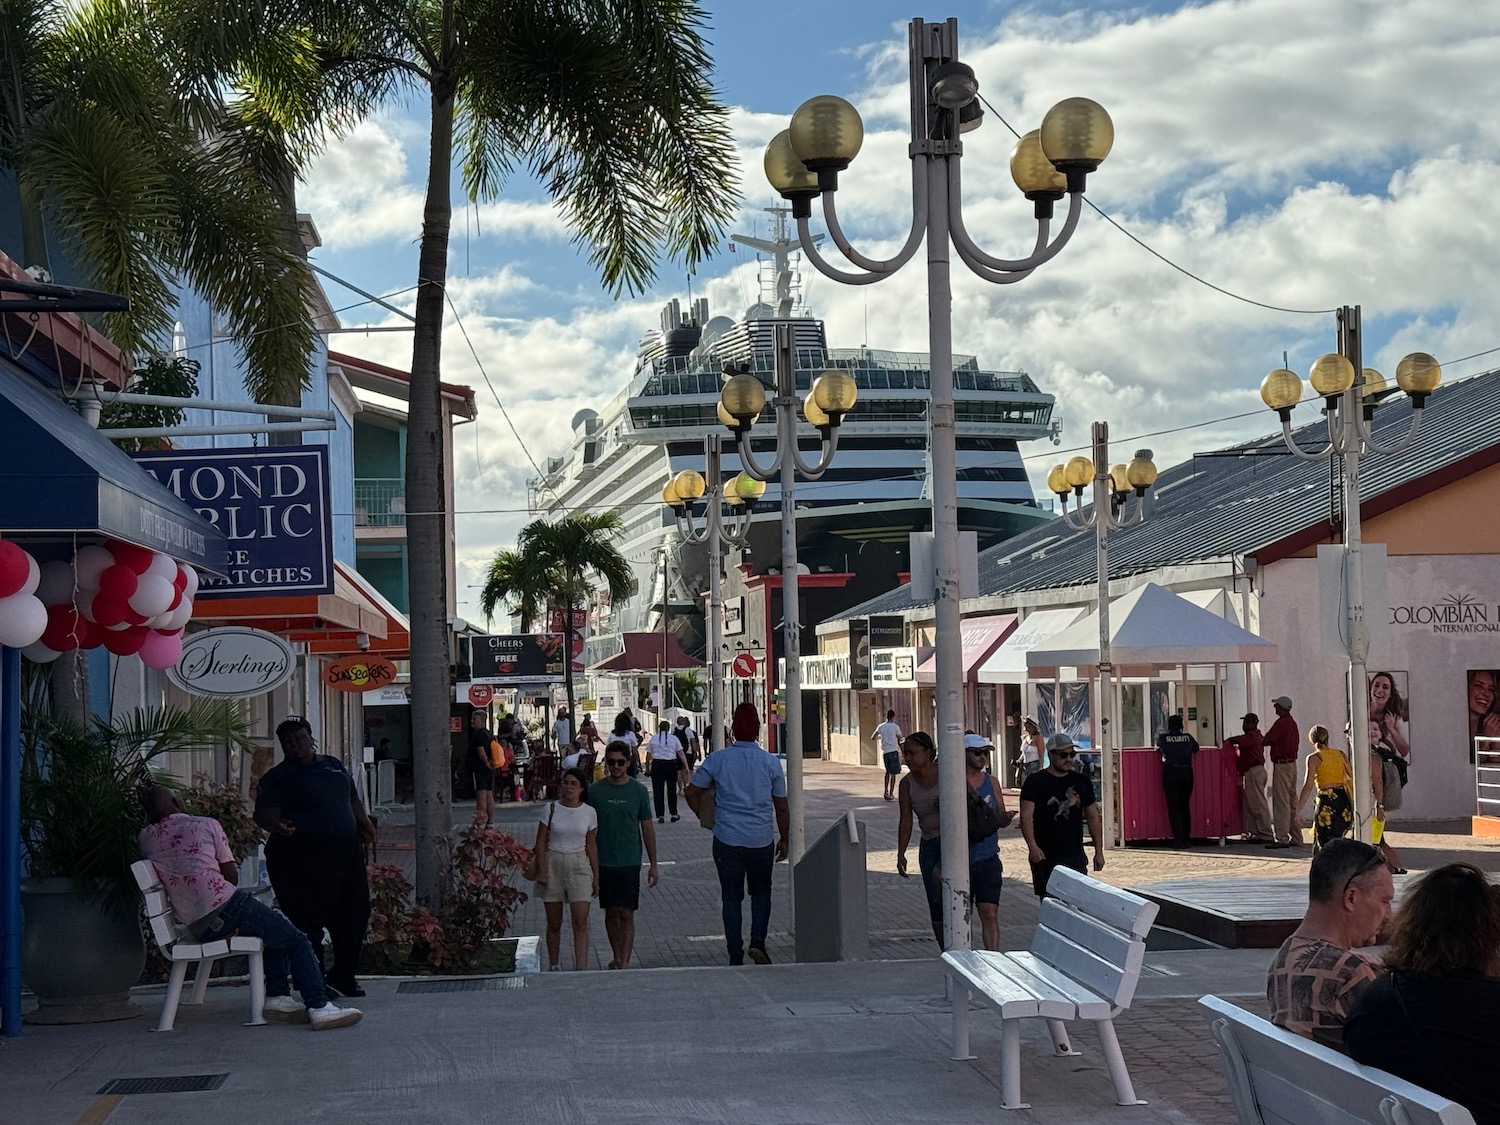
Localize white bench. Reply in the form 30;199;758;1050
942;866;1159;1110
1200;995;1477;1125
131;860;267;1032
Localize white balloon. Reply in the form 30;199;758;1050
164;597;194;631
21;640;60;663
178;565;199;598
146;552;178;584
19;554;39;598
149;609;174;630
128;574;174;618
35;560;77;606
0;593;48;648
74;544;114;589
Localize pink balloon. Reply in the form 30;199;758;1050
73;544;114;589
36;560;76;606
128;574;174;618
138;629;183;670
0;592;47;648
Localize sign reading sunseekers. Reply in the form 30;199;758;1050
470;634;567;684
132;446;334;597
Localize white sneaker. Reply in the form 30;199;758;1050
263;995;309;1022
308;1002;362;1030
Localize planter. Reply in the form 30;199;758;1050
21;877;145;1024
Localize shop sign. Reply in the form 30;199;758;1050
870;646;918;688
471;633;567;684
869;615;906;649
168;626;295;698
724;596;746;637
800;653;850;690
363;685;411;707
133;445;334;597
1391;592;1500;633
323;654;399;693
849;618;870;691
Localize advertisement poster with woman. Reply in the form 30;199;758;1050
1466;669;1500;763
1367;671;1410;763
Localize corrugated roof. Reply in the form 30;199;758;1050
828;368;1500;622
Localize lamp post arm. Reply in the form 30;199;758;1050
673;508;711;546
733;430;783;481
789;428;841;479
796;216;902;286
816;163;929;275
1060;497;1095;533
1357;406;1424;457
947;170;1084;272
1278;414;1338;462
722;505;754;546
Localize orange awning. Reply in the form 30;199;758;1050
192;560;409;658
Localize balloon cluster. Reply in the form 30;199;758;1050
0;540;200;669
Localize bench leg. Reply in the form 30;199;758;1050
246;950;267;1027
188;958;212;1005
950;980;976;1061
1046;1018;1081;1057
154;960;190;1033
1096;1018;1147;1106
999;1019;1030;1110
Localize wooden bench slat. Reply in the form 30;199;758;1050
144;888;172;920
941;951;1041;1019
1037;900;1137;970
148;913;179;950
1048;866;1158;938
1027;928;1142;1014
998;951;1112;1020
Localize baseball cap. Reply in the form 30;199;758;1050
1044;733;1075;753
1241;712;1259;726
963;733;992;751
1272;695;1293;710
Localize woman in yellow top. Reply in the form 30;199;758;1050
1293;724;1356;852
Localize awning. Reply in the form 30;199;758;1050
0;364;226;571
192;560;409;657
976;607;1086;684
915;614;1016;685
589;632;704;674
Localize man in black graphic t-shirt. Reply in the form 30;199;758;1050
1019;733;1105;897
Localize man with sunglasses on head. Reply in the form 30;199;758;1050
1266;837;1393;1049
584;740;659;969
1019;733;1105;898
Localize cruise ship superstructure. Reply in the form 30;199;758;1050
528;210;1059;666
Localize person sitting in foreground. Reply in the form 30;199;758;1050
1265;837;1393;1049
1344;863;1500;1125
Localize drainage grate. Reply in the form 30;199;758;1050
97;1075;227;1096
397;977;525;994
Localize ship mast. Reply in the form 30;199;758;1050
730;206;820;318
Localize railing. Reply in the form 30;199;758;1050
355;478;406;527
1477;737;1500;818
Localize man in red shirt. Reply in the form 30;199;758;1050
1265;696;1302;848
1227;712;1273;843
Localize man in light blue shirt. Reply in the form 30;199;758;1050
685;702;789;966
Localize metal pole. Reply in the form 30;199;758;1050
2;645;21;1036
1092;423;1117;848
774;323;806;863
705;436;726;755
927;150;970;953
1340;306;1373;842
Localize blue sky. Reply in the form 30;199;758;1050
300;0;1500;624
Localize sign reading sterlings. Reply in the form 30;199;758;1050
131;445;334;597
169;626;296;698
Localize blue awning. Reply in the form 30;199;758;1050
0;364;227;571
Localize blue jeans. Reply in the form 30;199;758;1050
712;838;774;961
192;891;328;1008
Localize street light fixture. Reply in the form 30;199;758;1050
1046;425;1157;851
718;325;855;863
1259;305;1440;842
663;435;761;755
764;16;1109;953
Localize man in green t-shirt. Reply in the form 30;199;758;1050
584;741;658;969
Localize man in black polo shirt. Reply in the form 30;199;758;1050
255;716;376;999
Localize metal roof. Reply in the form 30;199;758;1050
827;368;1500;622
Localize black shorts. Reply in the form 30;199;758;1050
970;856;1003;905
1029;851;1088;898
598;865;641;911
883;751;902;776
472;766;494;792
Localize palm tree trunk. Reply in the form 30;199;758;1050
406;70;457;909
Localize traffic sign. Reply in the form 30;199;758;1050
732;653;758;678
468;683;494;707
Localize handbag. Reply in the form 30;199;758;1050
966;780;1004;843
521;802;555;881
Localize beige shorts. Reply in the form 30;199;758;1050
539;848;593;903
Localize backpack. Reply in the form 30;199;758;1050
488;739;504;769
966;781;1004;843
1374;745;1406;810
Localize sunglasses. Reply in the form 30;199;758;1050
1342;845;1386;896
606;758;629;767
1052;750;1077;759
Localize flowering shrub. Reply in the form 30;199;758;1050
365;823;531;973
185;774;265;860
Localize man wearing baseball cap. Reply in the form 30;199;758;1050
1226;712;1274;843
1019;733;1105;897
1265;696;1302;848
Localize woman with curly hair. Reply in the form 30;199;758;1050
1367;671;1410;761
1345;864;1500;1124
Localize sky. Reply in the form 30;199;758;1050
300;0;1500;627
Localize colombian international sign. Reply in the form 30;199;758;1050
132;445;334;597
470;634;567;684
169;626;296;698
323;654;400;693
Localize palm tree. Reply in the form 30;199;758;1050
1;0;317;403
184;0;738;905
481;513;634;729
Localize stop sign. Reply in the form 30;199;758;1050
732;653;758;678
468;683;493;707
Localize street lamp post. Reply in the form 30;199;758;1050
760;17;1111;950
1045;424;1157;850
718;323;857;862
1258;306;1440;842
662;435;764;755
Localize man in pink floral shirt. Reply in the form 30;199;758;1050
138;787;361;1030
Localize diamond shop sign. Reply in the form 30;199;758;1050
169;626;296;698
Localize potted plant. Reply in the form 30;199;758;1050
20;684;249;1023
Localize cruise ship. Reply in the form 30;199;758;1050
528;210;1060;666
